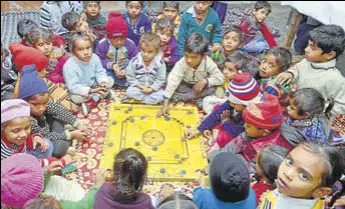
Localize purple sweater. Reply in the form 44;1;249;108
162;36;179;69
198;100;245;137
123;12;152;46
95;38;138;71
93;183;155;209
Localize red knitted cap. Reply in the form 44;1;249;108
106;12;128;38
9;42;48;72
242;94;283;130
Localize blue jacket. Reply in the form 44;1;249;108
178;6;222;56
123;12;152;46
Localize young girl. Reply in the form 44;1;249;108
123;1;152;46
153;1;181;40
95;12;138;88
82;1;107;41
125;33;166;104
282;88;332;145
27;27;70;84
63;32;115;115
252;145;289;205
93;148;155;209
154;17;178;71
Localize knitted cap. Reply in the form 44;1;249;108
9;42;48;72
53;35;66;48
242;93;284;130
17;64;49;99
1;153;44;208
1;99;31;125
209;151;250;202
227;73;261;106
106;12;128;38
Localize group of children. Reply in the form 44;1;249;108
1;1;345;209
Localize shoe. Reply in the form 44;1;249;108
81;103;91;116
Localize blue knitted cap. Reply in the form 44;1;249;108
18;64;49;99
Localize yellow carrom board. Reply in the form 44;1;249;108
100;104;207;181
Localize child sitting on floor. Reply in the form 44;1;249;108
125;33;166;104
153;1;181;40
63;32;114;115
259;141;345;209
17;18;39;47
1;43;17;101
193;151;256;209
27;27;70;84
252;145;289;205
82;1;107;41
94;148;155;209
95;12;138;88
154;17;179;71
17;65;91;158
239;1;277;53
185;73;262;149
277;24;345;138
123;1;152;46
178;1;222;56
157;33;224;117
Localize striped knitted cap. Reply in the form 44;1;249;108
227;73;261;106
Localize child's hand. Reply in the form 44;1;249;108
193;79;207;94
216;93;225;99
139;86;154;94
276;72;293;85
163;57;170;63
50;48;63;59
112;64;119;73
94;168;106;186
33;136;49;152
116;69;126;79
90;87;108;97
209;43;221;52
156;101;170;118
76;123;92;136
185;129;201;139
220;110;231;123
203;130;212;139
334;195;345;206
45;160;64;175
70;130;89;141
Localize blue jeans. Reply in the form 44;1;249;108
243;35;269;53
26;140;54;159
107;70;128;87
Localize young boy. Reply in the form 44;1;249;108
157;33;224;117
82;1;106;41
125;33;166;104
259;141;345;209
1;44;17;101
277;24;345;137
239;1;277;53
178;1;222;56
193;151;256;209
95;12;138;88
123;1;152;46
209;94;294;173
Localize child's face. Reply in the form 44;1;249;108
194;1;212;15
35;38;53;56
304;40;330;63
140;43;159;63
85;2;100;18
126;2;142;19
73;39;93;62
230;102;246;112
287;97;308;120
156;30;172;46
223;61;238;80
163;6;179;21
1;117;31;146
253;8;270;23
110;36;126;49
276;145;327;198
27;93;49;117
184;52;203;69
222;32;242;52
75;19;90;33
259;53;280;78
243;122;266;138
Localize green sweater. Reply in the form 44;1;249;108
59;185;100;209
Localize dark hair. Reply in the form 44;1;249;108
328;171;345;208
17;18;39;38
24;92;49;102
163;1;179;10
158;193;198;209
61;12;81;31
83;1;101;8
257;145;289;184
155;17;175;34
254;1;271;13
223;25;244;43
27;28;53;46
309;24;345;59
23;196;62;209
184;33;209;55
225;51;259;77
111;148;148;203
297;141;345;187
266;47;292;72
292;88;334;118
125;1;144;7
69;31;93;52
